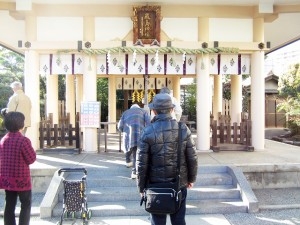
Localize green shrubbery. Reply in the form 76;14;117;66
0;115;3;129
0;115;6;137
277;63;300;135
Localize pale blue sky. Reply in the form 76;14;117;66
265;40;300;76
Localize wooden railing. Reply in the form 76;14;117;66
99;122;121;153
39;113;81;151
210;120;253;152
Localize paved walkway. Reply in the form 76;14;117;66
1;130;300;225
6;215;233;225
33;139;300;170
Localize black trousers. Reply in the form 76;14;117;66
125;146;137;173
4;190;32;225
150;188;187;225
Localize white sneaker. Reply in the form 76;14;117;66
126;162;133;168
131;173;137;179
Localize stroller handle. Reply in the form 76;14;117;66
58;167;87;176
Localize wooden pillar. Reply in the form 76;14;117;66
124;90;129;110
108;76;117;133
231;75;242;124
23;15;40;149
251;51;265;149
213;75;222;122
82;55;97;152
196;54;211;151
75;75;83;113
196;17;211;150
251;18;265;150
82;16;98;152
24;50;39;149
46;74;59;124
65;74;75;125
172;76;181;101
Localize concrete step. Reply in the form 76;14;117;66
196;173;233;186
63;165;229;177
53;174;243;216
52;199;248;217
197;165;228;173
62;172;233;188
40;165;258;218
0;192;44;217
57;185;240;202
0;206;40;217
188;186;241;200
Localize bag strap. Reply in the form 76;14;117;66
176;122;182;190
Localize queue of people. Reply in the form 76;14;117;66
0;82;197;225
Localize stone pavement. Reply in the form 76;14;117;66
1;214;233;225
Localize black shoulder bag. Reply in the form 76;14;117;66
141;122;183;215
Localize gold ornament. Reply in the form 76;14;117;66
132;90;139;102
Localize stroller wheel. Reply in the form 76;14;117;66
64;211;75;219
75;211;82;218
87;209;92;220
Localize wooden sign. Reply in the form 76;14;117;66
133;5;161;45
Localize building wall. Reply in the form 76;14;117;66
34;17;253;43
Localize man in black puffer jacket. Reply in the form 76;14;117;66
137;93;198;225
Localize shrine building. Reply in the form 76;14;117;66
0;0;299;152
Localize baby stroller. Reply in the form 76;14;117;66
57;167;92;225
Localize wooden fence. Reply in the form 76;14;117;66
210;120;253;152
39;113;81;151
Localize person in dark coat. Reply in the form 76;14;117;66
137;93;198;225
0;111;36;225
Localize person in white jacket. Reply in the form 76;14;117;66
159;87;182;121
6;81;32;135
